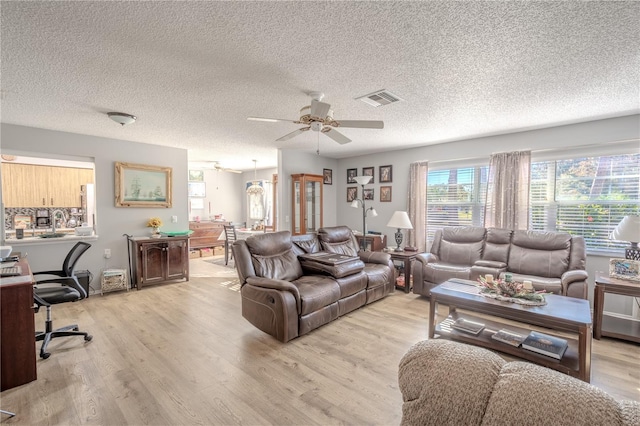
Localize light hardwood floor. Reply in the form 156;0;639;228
2;257;639;425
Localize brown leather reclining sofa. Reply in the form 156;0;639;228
413;226;588;299
232;226;394;342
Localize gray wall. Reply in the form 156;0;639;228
280;115;639;316
1;123;188;286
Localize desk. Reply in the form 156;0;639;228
389;251;422;294
1;258;37;391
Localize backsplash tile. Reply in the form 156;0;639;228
4;207;82;229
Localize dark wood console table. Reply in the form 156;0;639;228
1;257;37;391
129;236;189;289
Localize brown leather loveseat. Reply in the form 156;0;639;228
232;227;394;342
413;226;588;299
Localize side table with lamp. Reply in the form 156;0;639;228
386;211;419;293
593;214;640;342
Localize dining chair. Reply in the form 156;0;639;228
223;225;237;265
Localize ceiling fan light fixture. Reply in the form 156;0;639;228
107;112;137;126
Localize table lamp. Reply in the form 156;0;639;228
351;175;377;250
387;211;413;252
611;215;640;260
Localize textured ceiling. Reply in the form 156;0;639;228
1;1;639;171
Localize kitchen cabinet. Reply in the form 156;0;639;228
189;221;229;249
129;236;190;289
291;173;323;235
1;163;94;207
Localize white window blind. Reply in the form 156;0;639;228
427;167;488;242
531;154;640;252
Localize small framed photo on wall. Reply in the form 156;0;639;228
380;186;392;202
323;168;333;185
347;187;357;202
363;188;374;200
347;168;357;184
379;165;393;183
362;166;375;183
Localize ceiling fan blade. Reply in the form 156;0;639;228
310;100;331;119
222;168;242;174
247;116;297;123
335;120;384;129
276;127;310;142
323;128;351;145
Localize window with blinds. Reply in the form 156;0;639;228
426;153;639;253
426;167;488;242
530;153;639;252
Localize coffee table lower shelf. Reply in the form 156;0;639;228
435;312;581;378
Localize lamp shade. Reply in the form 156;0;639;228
611;215;640;243
387;211;413;229
353;175;373;185
369;208;378;217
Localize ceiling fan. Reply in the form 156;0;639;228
247;92;384;145
200;161;242;174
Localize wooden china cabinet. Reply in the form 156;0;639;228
291;173;323;235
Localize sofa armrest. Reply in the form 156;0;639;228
561;269;588;285
246;276;301;314
561;270;589;299
415;253;438;265
358;251;391;265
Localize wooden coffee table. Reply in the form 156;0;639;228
429;279;593;382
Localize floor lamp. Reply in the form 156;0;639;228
351;175;377;250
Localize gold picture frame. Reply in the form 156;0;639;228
115;162;172;208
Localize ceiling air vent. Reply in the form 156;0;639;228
356;90;402;107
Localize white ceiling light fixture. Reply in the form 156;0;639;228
246;159;264;195
107;112;137;126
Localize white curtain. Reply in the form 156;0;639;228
484;150;531;230
407;161;429;252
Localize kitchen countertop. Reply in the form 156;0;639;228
4;228;98;245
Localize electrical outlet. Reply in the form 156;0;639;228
172;215;178;223
104;249;111;259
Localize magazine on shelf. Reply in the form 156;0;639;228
521;331;568;360
491;329;526;347
451;318;485;335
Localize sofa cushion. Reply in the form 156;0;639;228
291;233;321;255
483;362;628;425
363;263;392;290
318;226;360;256
292;275;341;315
246;231;303;281
483;228;513;263
438;226;486;265
509;230;571;277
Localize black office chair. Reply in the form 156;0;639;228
33;242;93;359
223;224;237;265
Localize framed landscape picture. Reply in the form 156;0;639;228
188;182;206;197
363;166;375;183
115;162;172;208
347;168;357;184
380;186;392;202
347;187;357;202
380;165;393;183
189;170;204;181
